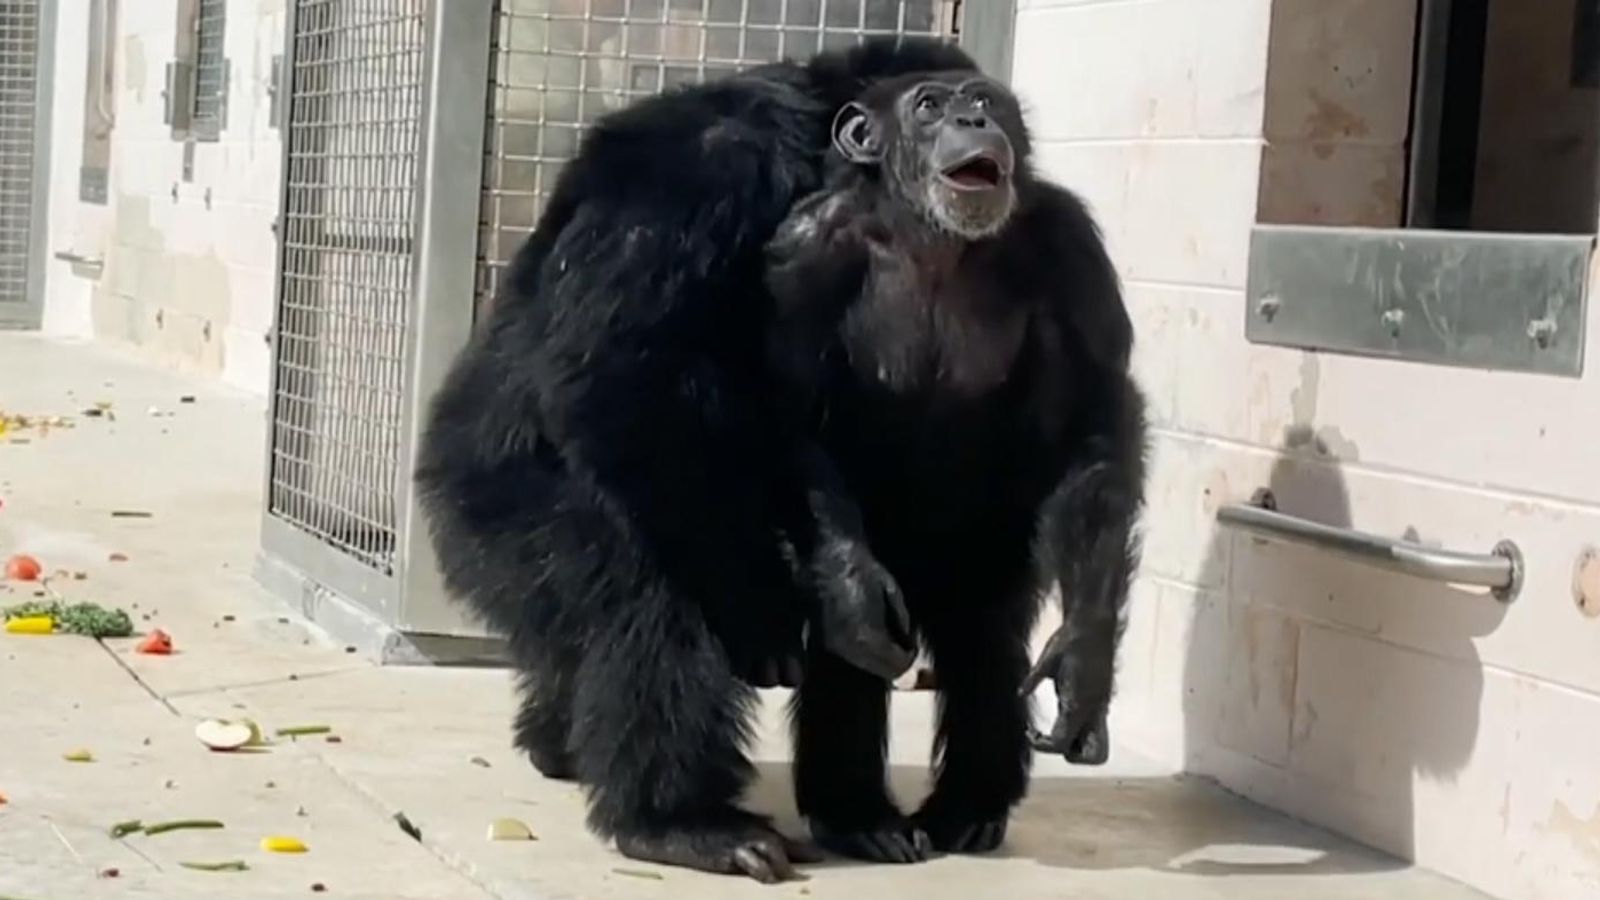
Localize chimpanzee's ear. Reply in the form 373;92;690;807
831;102;884;164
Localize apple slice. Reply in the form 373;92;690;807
195;719;255;752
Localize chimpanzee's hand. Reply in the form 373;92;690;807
1020;625;1112;765
811;539;916;681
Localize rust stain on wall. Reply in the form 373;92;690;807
1543;800;1600;862
1304;90;1370;142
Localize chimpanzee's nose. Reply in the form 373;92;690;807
955;112;989;129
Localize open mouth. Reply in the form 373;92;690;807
940;155;1006;190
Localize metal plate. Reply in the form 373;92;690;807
1247;224;1592;378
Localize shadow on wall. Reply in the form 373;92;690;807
1180;436;1511;864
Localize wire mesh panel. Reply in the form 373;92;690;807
0;0;41;315
267;0;427;574
192;0;227;138
475;0;956;310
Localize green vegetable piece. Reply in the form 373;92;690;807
274;725;332;738
179;860;249;872
143;819;225;836
3;600;134;638
109;819;144;839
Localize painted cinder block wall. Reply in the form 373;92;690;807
1010;2;1600;899
43;0;285;395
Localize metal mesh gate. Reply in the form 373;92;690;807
476;0;952;307
0;0;42;319
267;0;427;574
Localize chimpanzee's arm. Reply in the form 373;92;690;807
764;190;916;681
1014;182;1149;764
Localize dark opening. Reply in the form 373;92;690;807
1406;0;1600;233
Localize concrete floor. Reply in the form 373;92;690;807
0;333;1493;899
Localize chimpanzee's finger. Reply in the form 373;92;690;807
1065;711;1110;765
829;631;915;681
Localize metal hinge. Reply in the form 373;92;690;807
163;60;196;134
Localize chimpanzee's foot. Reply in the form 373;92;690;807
615;811;822;883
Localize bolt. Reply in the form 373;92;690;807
1574;547;1600;619
1381;308;1405;337
1256;295;1282;322
1527;317;1558;349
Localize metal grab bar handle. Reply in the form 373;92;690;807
1216;499;1524;602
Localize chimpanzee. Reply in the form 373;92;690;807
415;38;993;884
765;68;1147;864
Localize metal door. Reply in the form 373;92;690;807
261;0;1013;650
0;0;54;330
262;0;430;622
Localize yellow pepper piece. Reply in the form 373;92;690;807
63;749;94;762
5;616;54;635
260;835;307;853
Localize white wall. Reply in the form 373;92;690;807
43;0;285;395
1011;2;1600;899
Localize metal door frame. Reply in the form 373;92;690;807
0;0;57;330
258;0;485;653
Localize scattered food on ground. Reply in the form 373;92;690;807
275;725;331;739
613;868;665;881
0;790;8;805
62;749;93;763
486;818;535;842
180;395;196;404
109;820;145;839
4;615;53;635
195;719;256;752
179;860;249;872
143;819;225;837
108;552;129;562
4;600;134;638
135;628;173;655
261;836;308;854
4;554;41;582
312;884;327;893
324;735;342;744
0;411;75;436
98;867;120;879
469;756;491;768
394;812;422;843
110;510;153;519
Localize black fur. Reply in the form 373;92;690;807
413;38;979;883
765;71;1148;863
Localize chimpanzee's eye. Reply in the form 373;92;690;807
916;94;941;114
971;92;992;110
